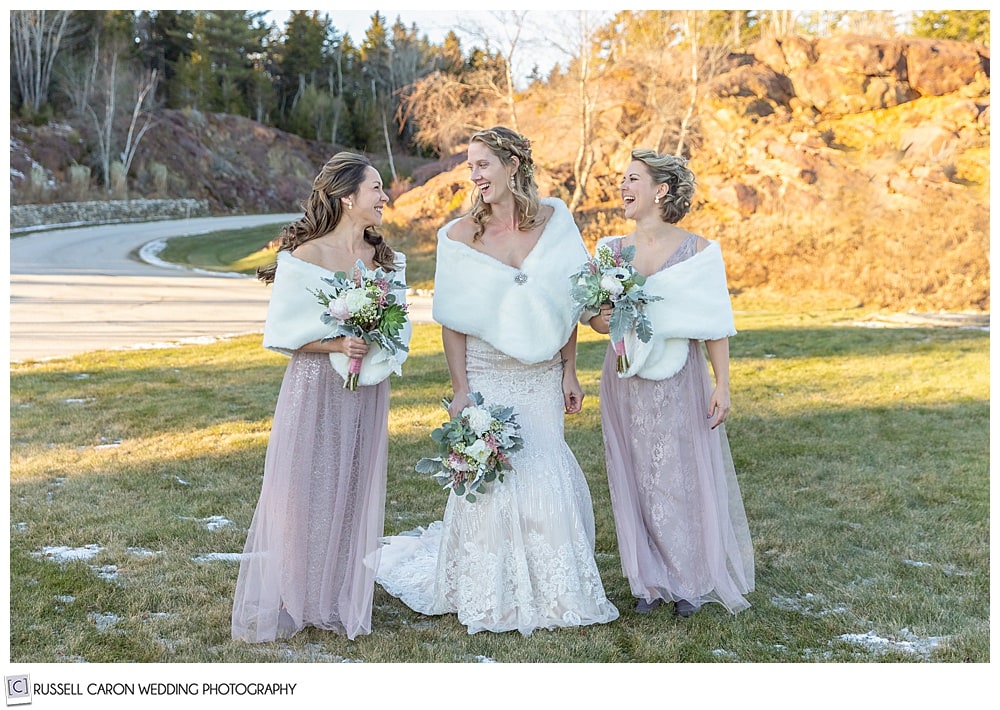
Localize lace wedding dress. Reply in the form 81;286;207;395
376;336;620;635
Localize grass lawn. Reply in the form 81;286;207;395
9;313;989;668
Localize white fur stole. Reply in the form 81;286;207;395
432;198;588;364
595;236;736;381
262;250;411;386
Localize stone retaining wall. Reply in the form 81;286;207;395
10;199;211;233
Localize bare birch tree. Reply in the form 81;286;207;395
10;10;71;114
119;68;159;184
544;10;611;211
74;38;159;196
455;10;529;132
675;12;733;156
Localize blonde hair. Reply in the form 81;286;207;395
257;152;396;282
630;149;695;224
468;126;541;241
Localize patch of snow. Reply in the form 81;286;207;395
55;595;76;604
473;655;497;663
13;522;28;532
903;559;932;568
770;592;849;617
269;643;352;662
92;564;119;581
836;628;948;660
192;552;244;563
33;544;104;562
180;515;233;531
127;547;163;558
64;397;95;404
171;476;192;486
139;238;252;278
941;565;972;577
89;612;121;632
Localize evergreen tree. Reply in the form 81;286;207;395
196;10;269;116
275;10;328;127
133;10;195;105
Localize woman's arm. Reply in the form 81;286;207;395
295;335;369;359
560;327;585;415
442;326;471;417
704;337;731;429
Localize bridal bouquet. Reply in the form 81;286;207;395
313;259;409;390
415;392;524;503
571;241;662;373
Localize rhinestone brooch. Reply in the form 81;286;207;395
514;272;528;285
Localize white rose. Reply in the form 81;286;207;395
599;270;627;296
463;406;493;436
465;439;491;464
344;288;372;313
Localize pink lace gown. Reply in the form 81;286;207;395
600;235;754;614
231;352;390;642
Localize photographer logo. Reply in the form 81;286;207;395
5;675;31;706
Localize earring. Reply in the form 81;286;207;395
654;196;661;203
347;199;353;210
510;175;516;189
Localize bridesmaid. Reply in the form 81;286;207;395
587;149;754;617
231;152;411;642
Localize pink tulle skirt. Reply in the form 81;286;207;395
232;352;390;641
600;340;754;613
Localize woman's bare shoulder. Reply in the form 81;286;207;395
444;214;477;244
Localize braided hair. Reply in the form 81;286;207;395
630;149;695;224
468;126;541;241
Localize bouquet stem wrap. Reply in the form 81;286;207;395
346;356;363;390
613;338;629;374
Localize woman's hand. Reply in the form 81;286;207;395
588;303;613;335
707;385;731;429
337;335;369;360
562;370;585;415
448;390;473;418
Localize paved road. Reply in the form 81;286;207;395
9;215;433;362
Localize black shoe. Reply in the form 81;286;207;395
634;597;662;614
673;599;699;618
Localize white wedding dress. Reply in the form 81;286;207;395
376;336;620;635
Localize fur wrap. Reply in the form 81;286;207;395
596;236;736;381
262;250;411;386
432;198;588;364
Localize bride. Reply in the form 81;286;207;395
375;126;619;635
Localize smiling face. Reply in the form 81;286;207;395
467;139;516;204
347;166;389;226
620;160;665;220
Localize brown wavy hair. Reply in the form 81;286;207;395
468;126;541;241
630;149;696;225
257;152;396;283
